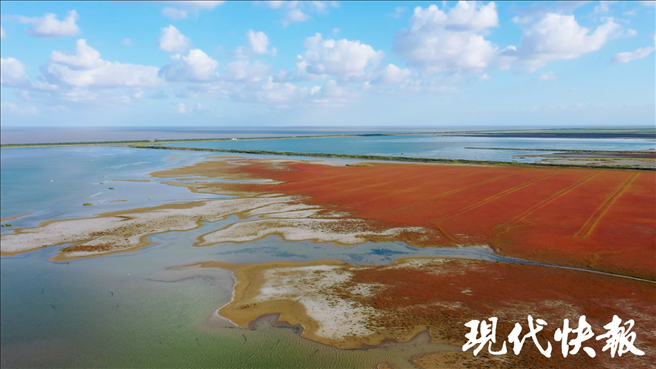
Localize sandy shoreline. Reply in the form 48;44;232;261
187;256;656;368
1;212;34;223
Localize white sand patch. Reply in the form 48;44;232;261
199;218;427;246
243;203;320;217
0;196;299;256
262;210;322;219
255;265;377;340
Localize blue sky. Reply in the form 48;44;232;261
1;1;654;127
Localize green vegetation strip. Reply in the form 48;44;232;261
465;147;655;154
130;145;655;171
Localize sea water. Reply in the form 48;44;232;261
164;134;656;162
1;145;461;368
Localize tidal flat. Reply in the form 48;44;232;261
2;146;655;368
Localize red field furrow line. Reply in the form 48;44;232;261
433;170;562;223
370;173;516;216
342;168;490;210
296;164;440;194
435;225;459;244
572;172;640;240
253;163;389;187
272;164;429;193
325;165;458;197
493;170;602;233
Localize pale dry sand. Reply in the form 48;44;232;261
206;258;464;349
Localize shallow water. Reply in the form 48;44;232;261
4;138;651;368
165;135;655;162
0;146;218;221
1;216;462;369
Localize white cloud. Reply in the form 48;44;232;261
176;1;225;10
477;73;491;81
122;38;132;46
18;10;80;38
233;30;276;58
509;2;588;17
161;1;225;19
640;1;655;7
261;1;337;27
593;1;616;14
623;9;637;16
390;7;407;18
159;49;219;82
392;2;500;74
231;76;301;106
507;13;621;71
285;8;311;26
248;30;270;54
1;26;5;39
1;57;31;88
611;46;655;63
158;25;191;53
375;64;412;84
537;71;556;80
1;101;37;115
174;102;188;113
42;39;163;88
49;39;103;69
221;60;271;82
162;7;189;20
301;33;384;78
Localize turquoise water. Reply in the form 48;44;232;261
1;217;460;368
165;135;655;162
0;146;221;221
1;145;464;368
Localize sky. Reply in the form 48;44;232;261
0;1;654;128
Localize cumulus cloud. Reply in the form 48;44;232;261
1;58;31;88
611;46;655;63
41;39;163;88
300;33;384;78
162;8;189;20
258;1;338;27
1;101;37;115
537;71;556;80
161;1;225;19
233;30;277;58
122;38;132;46
593;1;616;14
221;60;271;82
507;13;621;71
392;2;500;74
509;1;587;17
159;49;219;82
374;64;412;84
18;10;80;38
158;25;191;53
285;8;311;26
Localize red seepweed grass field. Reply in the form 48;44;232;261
236;161;655;280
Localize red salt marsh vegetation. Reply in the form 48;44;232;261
209;256;656;369
234;161;656;280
